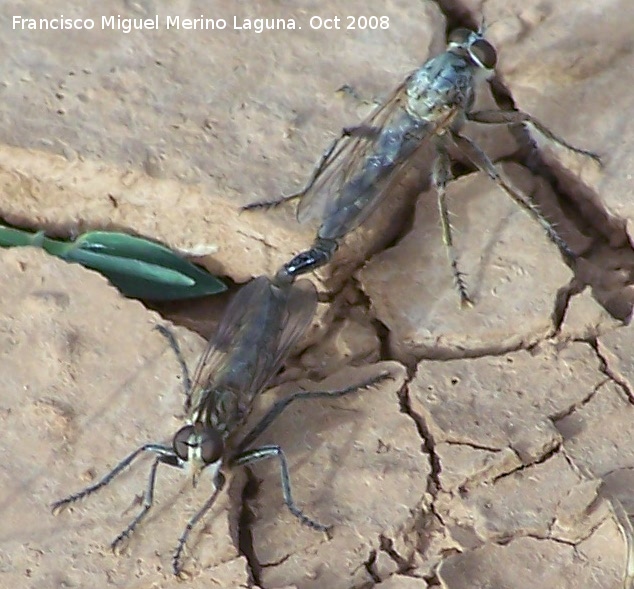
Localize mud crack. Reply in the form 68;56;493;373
397;378;442;497
591;337;634;404
237;469;262;585
492;440;562;483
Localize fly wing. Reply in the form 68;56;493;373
188;277;317;414
296;76;424;231
297;71;462;240
247;278;318;395
187;276;273;410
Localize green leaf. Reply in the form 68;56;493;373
0;225;226;300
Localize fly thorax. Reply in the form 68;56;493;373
405;70;438;120
406;69;469;122
191;388;234;431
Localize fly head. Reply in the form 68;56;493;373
173;423;224;486
447;28;497;73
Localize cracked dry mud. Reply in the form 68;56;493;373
1;1;634;588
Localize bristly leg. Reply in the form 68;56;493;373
172;473;226;578
467;109;602;166
228;373;393;540
235;372;392;452
450;129;575;259
432;138;473;308
240;191;303;212
241;125;380;212
111;453;165;554
51;443;176;515
155;324;192;407
233;445;331;532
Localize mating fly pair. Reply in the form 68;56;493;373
52;275;386;576
246;27;599;307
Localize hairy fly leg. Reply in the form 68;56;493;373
154;324;193;410
432;137;473;307
111;452;178;554
242;125;380;211
227;372;392;534
449;129;575;259
52;443;181;549
171;472;226;579
235;372;392;452
467;109;602;165
233;445;331;532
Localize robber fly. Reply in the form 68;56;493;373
245;27;599;306
52;275;386;576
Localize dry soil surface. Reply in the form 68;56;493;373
2;1;634;589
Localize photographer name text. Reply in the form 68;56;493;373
13;14;390;34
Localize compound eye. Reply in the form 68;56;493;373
173;425;195;460
199;427;224;464
448;28;473;46
173;424;224;464
470;38;497;69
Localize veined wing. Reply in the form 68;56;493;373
187;276;274;411
296;75;449;237
187;277;317;413
247;278;317;396
296;79;409;225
